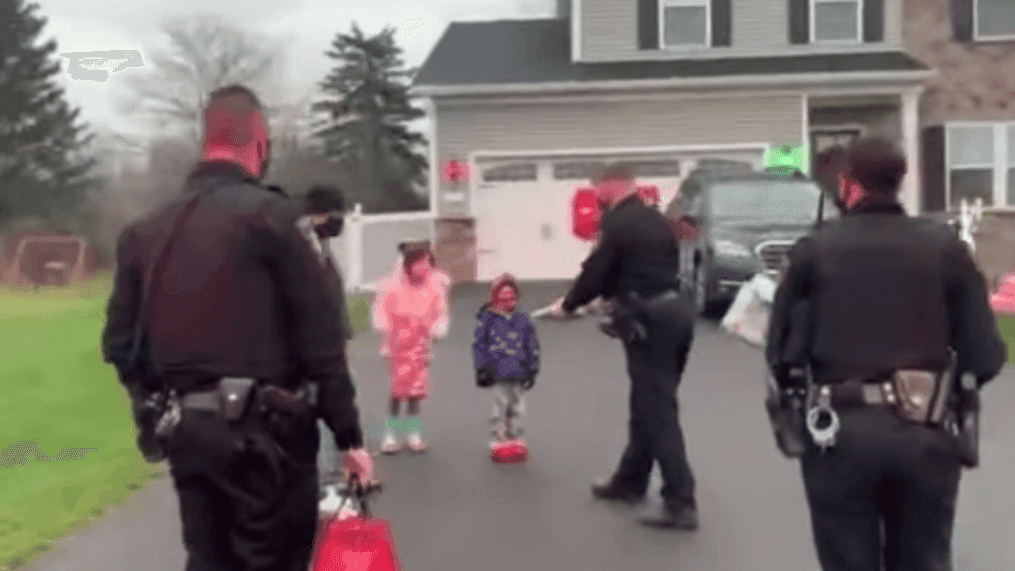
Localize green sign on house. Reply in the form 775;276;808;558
764;144;808;176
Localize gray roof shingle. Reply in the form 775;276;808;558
413;18;931;87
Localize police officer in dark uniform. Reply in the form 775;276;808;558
766;138;1006;571
546;164;698;529
102;85;373;571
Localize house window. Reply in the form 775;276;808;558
661;0;710;47
627;160;683;177
553;160;608;181
976;0;1015;39
947;125;995;207
811;129;862;154
482;162;538;183
811;0;863;42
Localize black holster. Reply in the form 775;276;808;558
254;382;318;442
946;375;980;468
764;368;808;459
124;369;178;464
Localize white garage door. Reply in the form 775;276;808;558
473;150;765;282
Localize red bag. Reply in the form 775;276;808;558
572;188;601;241
311;481;401;571
491;440;528;464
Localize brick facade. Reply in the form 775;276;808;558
904;0;1015;124
434;218;477;284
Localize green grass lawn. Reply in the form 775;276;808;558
0;276;161;571
996;315;1015;364
0;276;371;570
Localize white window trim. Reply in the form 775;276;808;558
973;0;1015;42
810;0;864;44
659;0;712;49
944;122;1015;210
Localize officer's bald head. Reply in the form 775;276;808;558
200;85;271;178
594;164;637;207
203;86;264;147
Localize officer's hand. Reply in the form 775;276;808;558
343;447;374;484
521;374;535;391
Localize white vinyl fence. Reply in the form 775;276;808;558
325;203;435;293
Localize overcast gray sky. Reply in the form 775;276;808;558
37;0;556;139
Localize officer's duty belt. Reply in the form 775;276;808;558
811;379;896;409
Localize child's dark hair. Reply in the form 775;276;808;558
401;241;435;271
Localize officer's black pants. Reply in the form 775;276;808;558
609;296;697;505
167;409;320;571
801;407;962;571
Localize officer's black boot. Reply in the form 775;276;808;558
638;499;698;530
590;478;644;503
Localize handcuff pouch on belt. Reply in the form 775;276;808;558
214;378;318;438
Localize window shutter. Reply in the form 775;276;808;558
922;126;947;212
863;0;884;42
639;0;660;50
789;0;810;44
952;0;974;41
712;0;733;46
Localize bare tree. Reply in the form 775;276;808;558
116;14;289;142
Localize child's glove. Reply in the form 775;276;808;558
476;368;495;388
521;373;536;391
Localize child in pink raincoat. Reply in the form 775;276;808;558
371;241;450;453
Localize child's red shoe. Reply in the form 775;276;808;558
491;439;528;464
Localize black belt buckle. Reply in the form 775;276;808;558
218;377;257;422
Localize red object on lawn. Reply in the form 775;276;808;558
311;515;402;571
572;188;601;242
491;440;528;464
990;273;1015;314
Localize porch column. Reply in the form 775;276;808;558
900;88;922;214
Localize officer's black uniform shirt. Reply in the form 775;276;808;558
102;161;364;450
562;194;681;313
767;199;1006;387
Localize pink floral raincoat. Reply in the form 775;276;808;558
371;258;450;399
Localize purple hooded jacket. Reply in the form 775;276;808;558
472;304;540;382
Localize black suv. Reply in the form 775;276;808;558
665;169;839;316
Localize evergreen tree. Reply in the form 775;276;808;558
313;23;428;213
0;0;97;229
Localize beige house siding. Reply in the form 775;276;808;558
904;0;1015;124
579;0;902;62
434;93;803;218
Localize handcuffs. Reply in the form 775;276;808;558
805;385;841;453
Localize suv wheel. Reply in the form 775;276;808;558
693;263;709;315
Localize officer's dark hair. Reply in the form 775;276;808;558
305;185;346;214
202;85;264;147
843;138;908;197
596;164;635;183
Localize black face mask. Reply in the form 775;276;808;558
315;216;344;238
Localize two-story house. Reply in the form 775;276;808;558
413;0;934;283
905;0;1015;285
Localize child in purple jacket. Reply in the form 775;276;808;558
473;274;540;447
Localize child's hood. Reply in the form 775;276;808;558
489;273;520;305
